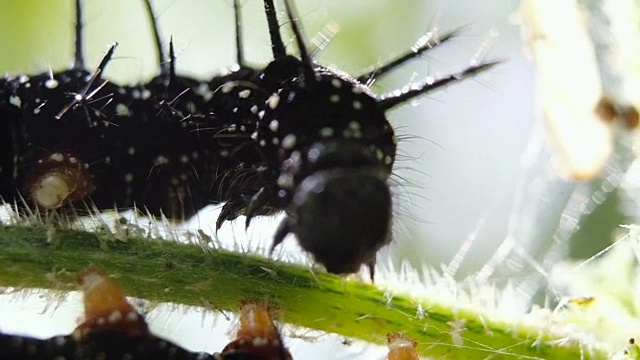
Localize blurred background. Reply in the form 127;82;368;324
0;0;636;358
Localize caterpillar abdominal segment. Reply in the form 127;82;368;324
0;0;496;278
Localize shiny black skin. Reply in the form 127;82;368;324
253;59;397;276
0;325;289;360
0;330;211;360
220;1;399;278
0;64;265;219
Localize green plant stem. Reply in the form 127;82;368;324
0;224;609;359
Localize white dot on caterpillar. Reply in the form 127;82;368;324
384;155;393;165
107;310;123;323
319;127;334;137
128;147;136;155
251;105;258;114
180;155;189;163
272;137;279;145
269;120;279;132
71;329;82;342
251;132;258;140
50;153;65;162
126;311;138;322
238;89;251;98
258;110;265;119
154;156;169;166
252;336;269;346
221;82;234;93
44;78;59;89
233;107;238;113
277;174;294;188
331;79;342;89
268;94;280;109
116;103;131;117
352;86;363;94
220;150;229;157
353;100;362;110
68;157;78;164
240;125;246;132
9;95;21;107
282;134;297;149
53;336;66;346
196;82;214;102
349;121;361;130
124;173;134;183
105;156;111;164
329;94;340;103
376;149;384;161
259;139;266;147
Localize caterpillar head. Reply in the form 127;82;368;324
257;67;396;277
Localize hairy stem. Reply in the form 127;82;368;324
0;223;610;359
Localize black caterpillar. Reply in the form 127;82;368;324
0;267;292;360
0;0;496;277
